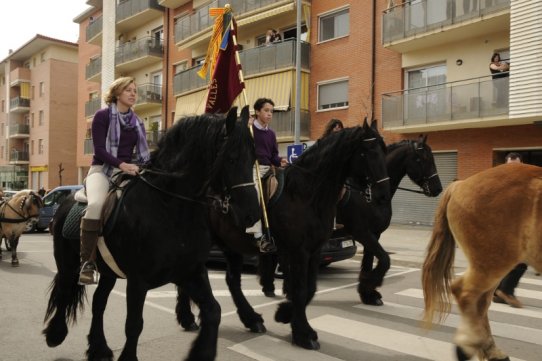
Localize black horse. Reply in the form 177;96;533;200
337;135;442;306
178;120;391;350
42;107;260;361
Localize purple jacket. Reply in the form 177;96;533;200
253;126;281;166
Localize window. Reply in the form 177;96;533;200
318;79;349;110
38;139;44;155
31;113;35;128
405;64;446;90
31;86;35;100
0;123;3;136
41;52;45;62
1;100;4;112
174;61;187;75
0;146;3;159
31;140;34;155
39;110;44;126
39;82;45;97
405;64;447;121
319;8;349;42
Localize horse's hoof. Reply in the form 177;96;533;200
361;296;384;306
275;303;292;324
11;260;20;267
248;322;267;333
293;338;320;350
183;322;200;332
456;346;471;361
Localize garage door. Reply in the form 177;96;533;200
391;152;457;226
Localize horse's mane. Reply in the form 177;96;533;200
387;140;413;153
285;126;372;208
149;112;251;194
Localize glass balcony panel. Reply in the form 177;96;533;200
86;16;103;42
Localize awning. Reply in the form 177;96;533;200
237;2;295;27
233;70;293;111
174;89;207;120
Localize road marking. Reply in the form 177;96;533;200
229;335;344;361
354;302;542;346
311;315;526;361
397;288;542;319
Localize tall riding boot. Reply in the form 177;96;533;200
78;218;101;285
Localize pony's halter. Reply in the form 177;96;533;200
403;141;440;195
0;193;42;223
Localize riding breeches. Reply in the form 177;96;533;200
246;164;270;237
83;165;111;220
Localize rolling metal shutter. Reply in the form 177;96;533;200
391;152;457;226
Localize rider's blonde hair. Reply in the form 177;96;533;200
103;77;136;106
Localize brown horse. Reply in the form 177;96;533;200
422;163;542;361
0;190;43;266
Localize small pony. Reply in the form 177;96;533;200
422;163;542;361
0;190;44;266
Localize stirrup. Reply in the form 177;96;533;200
257;234;277;253
78;262;99;285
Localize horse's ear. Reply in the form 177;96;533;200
423;134;428;143
371;118;379;131
363;116;369;130
418;134;427;144
226;107;238;135
240;105;250;125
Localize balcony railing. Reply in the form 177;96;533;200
84;139;94;155
86;57;102;81
137;83;162;104
383;0;510;44
85;98;102;118
9;124;30;136
146;130;165;148
175;0;283;42
382;75;509;128
174;39;310;95
9;97;30;111
10;150;29;162
116;0;164;23
115;37;163;67
86;15;103;42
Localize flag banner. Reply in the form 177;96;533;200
198;7;245;114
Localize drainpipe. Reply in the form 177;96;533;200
371;0;377;121
163;7;170;129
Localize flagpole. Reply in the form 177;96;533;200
229;10;273;241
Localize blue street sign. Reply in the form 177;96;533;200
287;144;304;163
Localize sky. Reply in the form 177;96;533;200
0;0;90;59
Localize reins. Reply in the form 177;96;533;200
0;196;40;224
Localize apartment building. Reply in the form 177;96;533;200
0;35;79;191
380;0;542;223
73;0;542;225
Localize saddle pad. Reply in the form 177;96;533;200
62;202;87;240
266;167;284;208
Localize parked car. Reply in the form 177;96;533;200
207;228;357;268
2;190;18;200
34;185;83;232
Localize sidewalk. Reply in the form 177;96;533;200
355;223;468;269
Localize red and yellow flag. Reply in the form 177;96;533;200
197;7;245;114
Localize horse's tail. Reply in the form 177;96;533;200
43;196;86;347
422;181;457;329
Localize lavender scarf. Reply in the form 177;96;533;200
104;103;150;177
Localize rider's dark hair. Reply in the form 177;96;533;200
254;98;274;111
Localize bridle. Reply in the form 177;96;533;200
0;193;42;224
357;137;390;203
135;169;254;215
397;141;439;195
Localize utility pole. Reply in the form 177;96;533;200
294;0;302;145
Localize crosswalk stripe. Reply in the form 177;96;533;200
312;314;457;361
397;288;542;319
311;315;527;361
229;335;344;361
354;302;542;346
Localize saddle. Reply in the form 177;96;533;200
261;167;284;208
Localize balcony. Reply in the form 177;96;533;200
116;0;164;33
382;75;514;133
382;0;510;52
86;15;103;45
86;56;102;82
175;0;292;48
174;39;310;96
9;97;30;113
158;0;190;8
135;83;162;111
84;139;94;155
10;150;29;164
85;98;102;118
273;110;310;140
115;37;164;73
9;67;31;86
9;123;30;138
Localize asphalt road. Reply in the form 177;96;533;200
1;230;542;361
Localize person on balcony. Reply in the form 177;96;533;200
489;52;509;107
